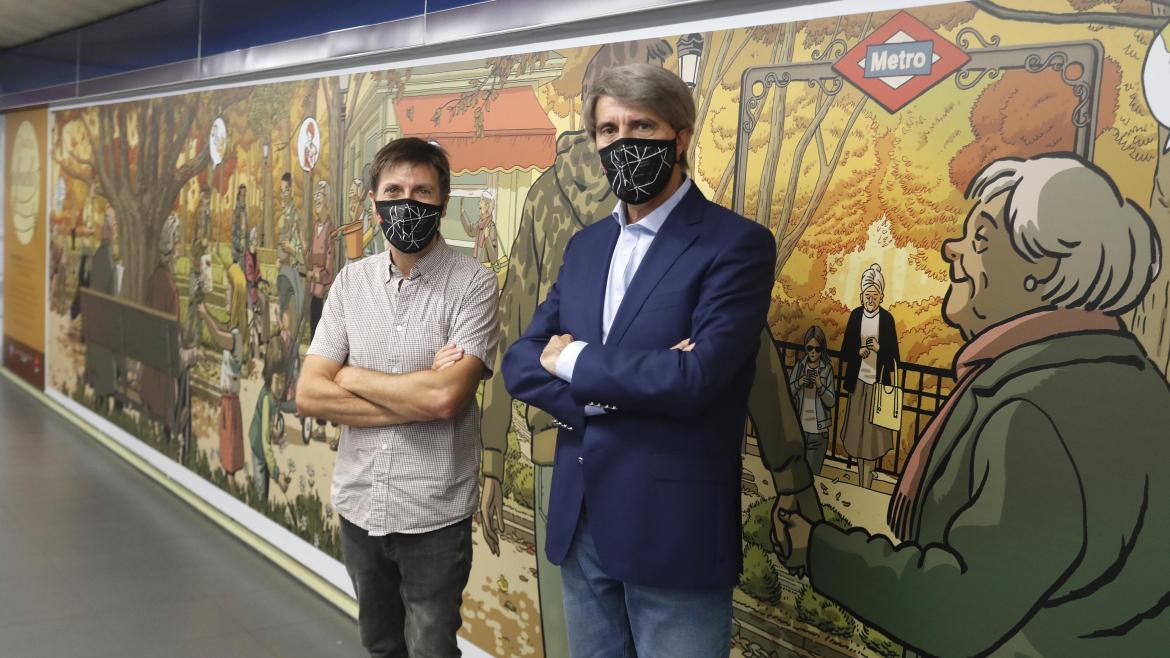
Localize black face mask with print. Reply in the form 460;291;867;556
598;136;678;205
375;199;443;254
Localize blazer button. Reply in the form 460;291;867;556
577;457;584;464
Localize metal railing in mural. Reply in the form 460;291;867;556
756;340;956;477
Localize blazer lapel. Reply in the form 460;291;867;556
579;218;619;345
605;186;705;346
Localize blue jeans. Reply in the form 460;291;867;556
340;515;472;658
804;431;829;476
560;507;733;658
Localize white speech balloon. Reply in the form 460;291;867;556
209;117;228;166
1143;28;1170;153
297;117;320;173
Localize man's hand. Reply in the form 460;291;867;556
671;338;696;352
433;344;465;371
480;476;504;556
540;334;575;375
859;347;871;359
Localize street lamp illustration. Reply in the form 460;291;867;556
677;33;705;90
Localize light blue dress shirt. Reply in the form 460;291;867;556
555;178;693;415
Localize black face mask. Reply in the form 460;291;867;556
598;137;678;205
375;199;443;254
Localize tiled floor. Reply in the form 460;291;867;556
0;375;366;657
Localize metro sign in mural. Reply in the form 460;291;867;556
833;11;972;113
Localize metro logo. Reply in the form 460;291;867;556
865;41;934;78
834;11;971;113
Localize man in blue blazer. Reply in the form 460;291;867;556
502;64;775;658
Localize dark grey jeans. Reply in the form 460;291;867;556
340;515;473;658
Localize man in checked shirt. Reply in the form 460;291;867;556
298;137;500;658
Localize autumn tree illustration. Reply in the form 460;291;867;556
432;54;550;137
322;72;378;227
246;82;295;247
55;89;250;303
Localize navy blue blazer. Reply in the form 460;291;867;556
501;185;775;589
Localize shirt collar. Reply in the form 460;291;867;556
612;176;692;234
384;238;451;283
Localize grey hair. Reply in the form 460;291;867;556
803;325;827;348
967;154;1161;316
158;213;180;264
583;64;696;169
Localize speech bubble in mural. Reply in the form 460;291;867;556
209;117;228;166
297;117;321;172
1144;24;1170;153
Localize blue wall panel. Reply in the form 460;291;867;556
426;0;495;12
199;0;425;56
0;31;77;94
79;0;199;79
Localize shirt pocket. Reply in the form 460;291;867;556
347;318;391;371
396;307;449;374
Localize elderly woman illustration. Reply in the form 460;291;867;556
198;264;249;477
839;263;900;489
460;189;501;264
788;325;838;476
142;213;182;439
777;154;1170;657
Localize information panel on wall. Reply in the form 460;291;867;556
3;106;48;389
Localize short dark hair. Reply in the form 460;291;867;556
280;172;292;186
368;138;451;204
263;334;286;389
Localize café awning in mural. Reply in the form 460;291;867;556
394;86;556;174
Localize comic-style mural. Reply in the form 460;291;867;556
44;1;1170;656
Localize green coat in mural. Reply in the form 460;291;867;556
808;332;1170;657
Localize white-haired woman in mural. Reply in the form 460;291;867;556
198;263;249;478
142;213;182;439
839;263;900;490
460;188;500;264
778;153;1170;657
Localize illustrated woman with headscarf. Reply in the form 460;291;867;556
142;213;182;440
839;264;900;490
198;264;249;477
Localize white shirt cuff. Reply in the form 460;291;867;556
555;340;588;383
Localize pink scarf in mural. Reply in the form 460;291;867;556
886;309;1123;541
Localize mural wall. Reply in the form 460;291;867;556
41;1;1170;656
